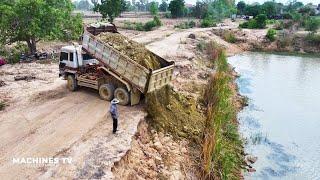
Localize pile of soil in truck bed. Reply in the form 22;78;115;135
97;32;161;70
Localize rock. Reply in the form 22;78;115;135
180;147;187;154
154;156;162;164
14;75;35;81
247;167;256;172
153;141;163;151
188;33;196;39
246;155;258;164
0;80;5;87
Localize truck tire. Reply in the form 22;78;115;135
99;84;115;101
114;87;130;106
67;75;78;91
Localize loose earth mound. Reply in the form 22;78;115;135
97;32;161;70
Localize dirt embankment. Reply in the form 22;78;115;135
112;26;245;179
212;28;320;54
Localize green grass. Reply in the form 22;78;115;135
0;101;6;111
201;45;244;179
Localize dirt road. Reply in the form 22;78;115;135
0;63;145;179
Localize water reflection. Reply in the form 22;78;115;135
229;52;320;179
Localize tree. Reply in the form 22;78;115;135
255;14;267;28
206;0;236;22
94;0;122;23
76;0;93;11
0;0;82;54
192;1;208;18
149;1;159;15
159;0;168;12
261;1;277;18
237;1;246;15
168;0;185;18
245;4;262;17
305;17;320;32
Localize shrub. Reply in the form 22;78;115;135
0;43;28;64
239;14;267;29
305;17;320;32
275;21;284;30
135;22;144;31
223;31;236;43
266;29;277;41
123;17;162;31
239;19;258;29
305;33;320;45
153;16;162;26
144;20;157;31
201;17;216;28
164;12;172;18
189;20;196;27
255;14;267;28
266;19;277;24
0;101;6;111
175;20;196;29
283;20;294;29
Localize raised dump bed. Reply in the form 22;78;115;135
82;30;175;94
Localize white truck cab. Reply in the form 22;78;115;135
59;45;98;71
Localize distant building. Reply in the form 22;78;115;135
185;3;194;9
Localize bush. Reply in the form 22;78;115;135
175;20;196;29
240;14;267;29
305;33;320;45
0;101;6;111
239;19;258;29
223;31;236;43
122;17;162;31
266;19;277;24
153;16;162;26
275;21;284;30
201;17;216;28
255;14;267;28
305;17;320;32
0;43;28;64
164;12;172;18
135;22;144;31
266;29;277;41
144;20;157;31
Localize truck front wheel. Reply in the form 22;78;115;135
99;84;115;101
67;75;78;91
114;87;130;106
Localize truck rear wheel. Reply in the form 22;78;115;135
114;87;130;106
99;84;115;101
67;75;78;91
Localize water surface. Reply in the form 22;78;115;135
228;52;320;179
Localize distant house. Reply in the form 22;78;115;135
185;3;194;9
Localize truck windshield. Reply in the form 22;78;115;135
83;53;93;60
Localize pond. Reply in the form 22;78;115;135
228;52;320;179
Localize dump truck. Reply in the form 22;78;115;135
59;24;174;105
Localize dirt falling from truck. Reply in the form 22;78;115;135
97;32;161;70
145;85;205;140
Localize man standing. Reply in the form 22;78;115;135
110;98;119;134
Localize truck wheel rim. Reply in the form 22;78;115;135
67;78;73;89
117;91;125;101
101;88;109;97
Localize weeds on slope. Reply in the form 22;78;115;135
201;43;244;179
